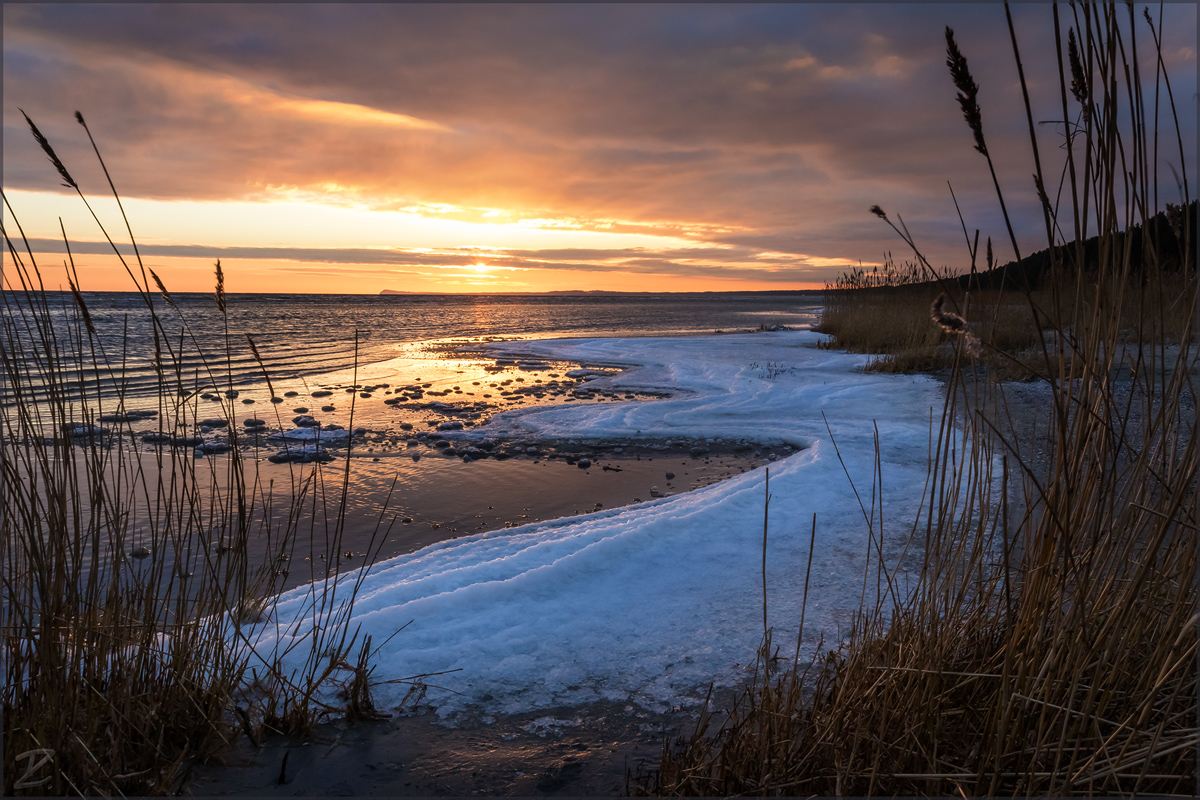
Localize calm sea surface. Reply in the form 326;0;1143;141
4;292;822;399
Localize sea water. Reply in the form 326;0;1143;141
2;291;821;400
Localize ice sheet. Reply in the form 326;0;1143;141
241;331;944;718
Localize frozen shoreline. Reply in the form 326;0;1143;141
240;330;945;720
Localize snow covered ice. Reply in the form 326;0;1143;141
242;331;945;719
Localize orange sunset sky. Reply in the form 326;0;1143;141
3;4;1196;294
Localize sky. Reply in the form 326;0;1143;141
3;3;1196;294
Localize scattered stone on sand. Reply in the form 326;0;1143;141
665;471;676;480
284;391;299;397
243;419;266;428
577;457;592;469
268;445;334;464
63;423;108;438
273;427;350;442
98;409;158;423
311;390;333;397
321;405;335;412
200;418;229;428
293;415;320;427
224;389;239;399
270;397;284;404
293;407;309;414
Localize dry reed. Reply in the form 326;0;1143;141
2;117;390;795
638;4;1196;795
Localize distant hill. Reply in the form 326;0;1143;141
959;202;1196;291
378;288;824;296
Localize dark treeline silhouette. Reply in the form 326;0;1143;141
961;201;1196;291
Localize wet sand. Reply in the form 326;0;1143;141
48;337;795;794
89;339;787;591
187;700;704;796
162;339;778;794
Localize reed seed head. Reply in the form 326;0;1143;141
930;293;981;357
1067;28;1090;122
149;268;175;308
930;293;967;334
67;275;97;337
1033;173;1051;216
214;259;226;314
945;27;987;157
245;333;263;364
870;205;888;221
21;110;78;190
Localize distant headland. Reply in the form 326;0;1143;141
378;288;822;296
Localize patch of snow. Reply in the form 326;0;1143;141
242;332;943;721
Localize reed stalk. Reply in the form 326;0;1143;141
2;117;387;795
639;5;1195;795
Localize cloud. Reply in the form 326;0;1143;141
5;3;1195;287
20;236;846;286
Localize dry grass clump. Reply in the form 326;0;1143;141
638;3;1196;795
817;286;1048;374
819;241;1195;376
3;115;386;794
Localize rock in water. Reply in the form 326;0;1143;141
268;445;334;463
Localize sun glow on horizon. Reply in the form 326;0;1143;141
3;189;705;254
0;189;839;293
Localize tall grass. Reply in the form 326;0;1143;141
639;3;1195;795
2;115;387;794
